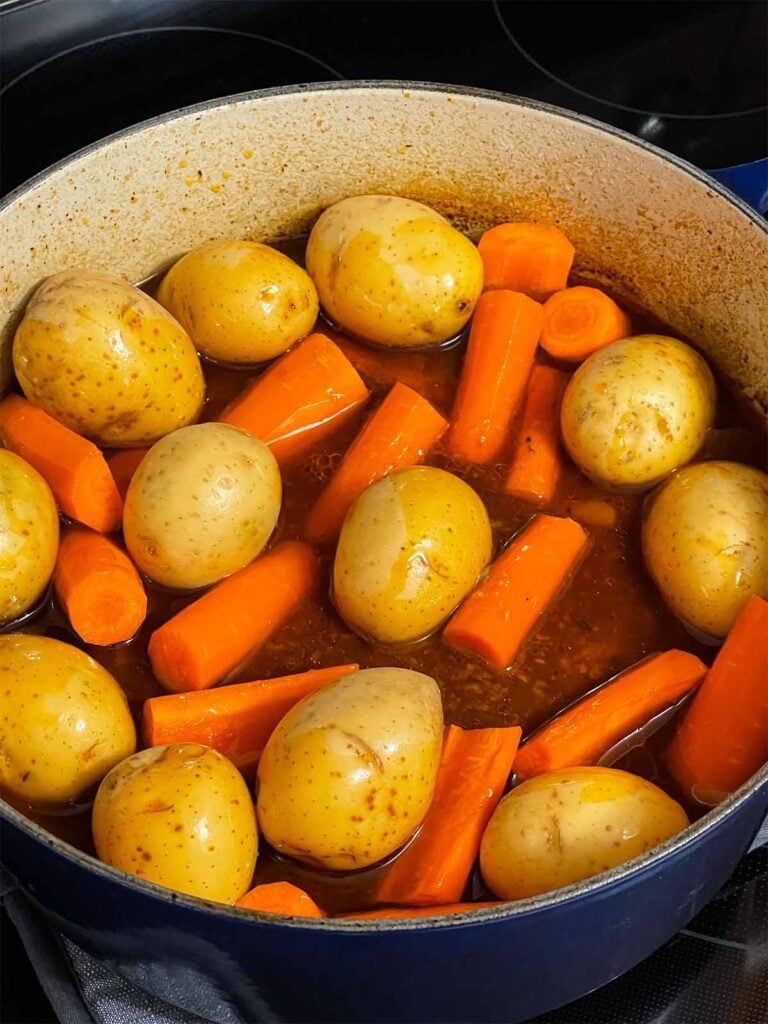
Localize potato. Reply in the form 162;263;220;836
480;767;688;900
333;466;492;644
13;270;204;446
257;667;443;870
305;195;484;348
93;743;257;903
0;450;58;623
156;240;319;365
642;461;768;640
0;635;136;806
560;334;715;490
123;422;281;589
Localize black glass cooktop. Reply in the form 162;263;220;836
1;1;766;1021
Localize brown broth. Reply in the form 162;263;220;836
3;238;766;914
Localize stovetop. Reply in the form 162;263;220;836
0;2;766;1022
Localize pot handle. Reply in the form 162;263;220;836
707;158;768;215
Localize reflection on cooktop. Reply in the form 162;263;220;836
1;0;765;195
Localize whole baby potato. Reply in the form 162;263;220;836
333;466;492;644
561;334;715;490
257;667;443;870
0;635;136;806
93;743;257;902
0;449;59;623
305;195;484;348
643;461;768;640
13;270;204;446
124;422;281;590
480;767;688;900
156;240;319;364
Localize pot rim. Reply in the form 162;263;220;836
1;80;766;934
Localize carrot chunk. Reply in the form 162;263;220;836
236;882;325;918
443;515;589;670
478;222;575;297
377;725;522;906
446;290;543;465
504;363;568;503
303;382;447;545
665;595;768;805
143;664;359;771
514;650;708;780
106;448;148;501
53;527;147;645
219;332;369;465
0;394;122;532
148;541;318;692
541;286;631;362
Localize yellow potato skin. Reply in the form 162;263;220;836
333;466;492;644
93;743;257;903
642;461;768;639
123;422;281;589
305;195;484;348
0;450;59;623
0;635;136;806
156;241;319;364
257;667;443;871
561;334;715;490
480;767;689;900
13;270;205;446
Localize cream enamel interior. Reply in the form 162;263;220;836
1;84;767;418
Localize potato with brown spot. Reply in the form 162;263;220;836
156;240;318;364
123;422;281;589
305;195;483;348
0;635;136;806
480;767;688;899
12;270;204;446
257;667;443;870
642;460;768;640
560;334;715;490
0;450;59;623
333;466;492;643
92;743;257;902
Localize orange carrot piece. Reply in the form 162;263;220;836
148;541;318;693
143;664;358;771
53;527;147;645
235;882;325;918
514;650;708;781
219;332;370;466
0;394;122;532
541;286;631;362
378;725;522;906
343;902;500;921
444;515;589;670
567;499;617;529
107;448;148;501
446;291;543;465
303;382;448;545
504;363;567;503
665;595;768;805
478;223;575;297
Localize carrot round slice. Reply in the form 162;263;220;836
236;882;325;918
54;527;147;645
541;286;631;362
